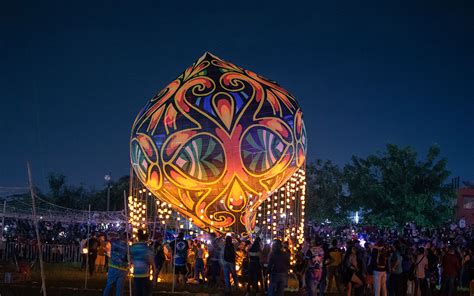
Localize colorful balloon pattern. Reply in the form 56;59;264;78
130;52;306;235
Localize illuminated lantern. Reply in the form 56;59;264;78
130;53;306;235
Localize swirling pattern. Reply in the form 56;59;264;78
130;52;306;235
173;134;225;182
241;127;287;174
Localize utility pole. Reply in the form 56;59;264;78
27;163;47;296
105;173;111;211
1;200;6;241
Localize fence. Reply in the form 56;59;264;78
0;242;83;263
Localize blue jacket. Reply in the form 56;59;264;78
130;242;153;278
109;238;128;271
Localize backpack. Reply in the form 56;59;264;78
369;248;387;273
376;249;388;268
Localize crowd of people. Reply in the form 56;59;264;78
1;218;124;244
95;221;474;296
2;216;474;296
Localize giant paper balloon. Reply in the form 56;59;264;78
130;53;306;235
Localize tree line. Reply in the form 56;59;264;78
39;143;456;227
306;144;456;228
40;174;130;212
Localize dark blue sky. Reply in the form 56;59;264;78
1;0;473;190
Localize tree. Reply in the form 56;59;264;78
306;160;349;225
344;144;455;227
46;172;130;210
47;173;66;199
86;175;130;211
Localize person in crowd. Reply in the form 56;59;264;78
267;239;290;296
389;241;403;296
261;242;271;291
414;247;428;296
170;232;189;286
17;254;31;282
152;239;166;287
207;233;221;287
105;237;111;271
88;233;99;276
426;243;438;296
80;235;87;269
305;239;325;296
130;229;154;296
319;241;329;296
440;244;461;296
326;239;342;294
468;247;474;290
401;248;414;296
186;239;195;279
103;232;128;296
194;241;205;283
370;240;389;296
238;241;249;287
223;235;238;295
343;244;363;296
96;234;107;273
246;237;262;295
461;247;472;288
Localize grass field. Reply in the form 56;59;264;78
0;262;250;295
1;263;471;296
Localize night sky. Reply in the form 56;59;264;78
1;1;473;190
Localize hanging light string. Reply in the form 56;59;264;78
128;168;306;247
251;168;306;255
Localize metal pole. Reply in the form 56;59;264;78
151;201;157;241
123;191;132;296
27;163;47;296
171;214;178;293
1;200;6;261
1;200;6;240
107;185;110;212
84;204;90;289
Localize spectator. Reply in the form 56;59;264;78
130;229;154;296
152;239;166;287
103;232;128;296
371;240;389;296
342;244;363;296
207;233;221;287
305;239;325;296
414;247;428;296
440;245;461;296
247;237;262;295
169;232;189;286
96;235;107;273
88;233;99;276
194;241;205;283
222;235;238;295
327;239;342;293
80;235;87;269
105;237;111;271
267;239;290;296
388;241;403;296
